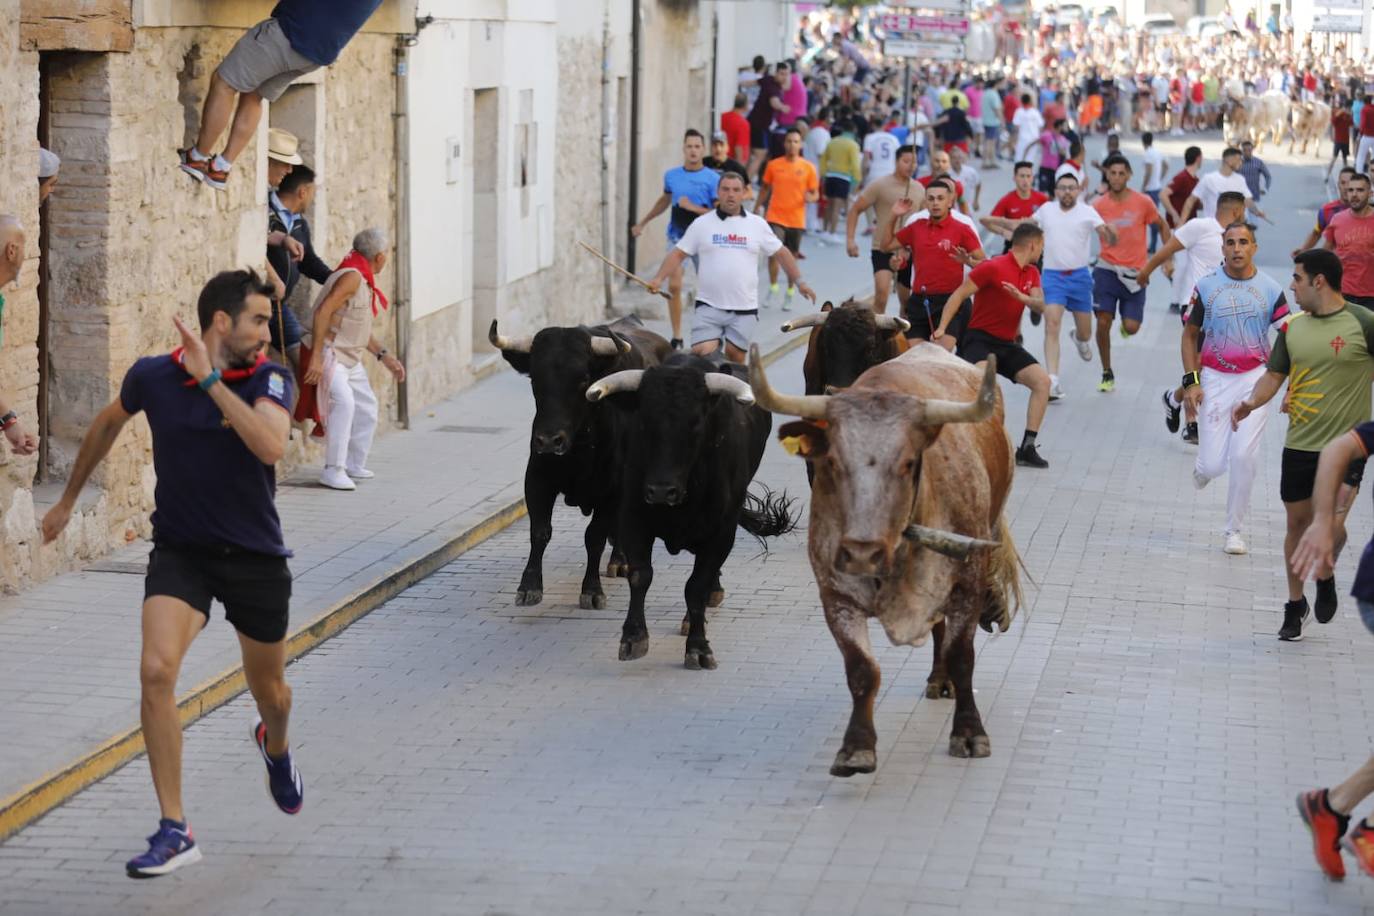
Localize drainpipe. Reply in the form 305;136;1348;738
392;15;432;429
600;2;614;313
627;0;642;275
710;8;719;129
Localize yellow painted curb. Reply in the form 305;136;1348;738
0;333;810;842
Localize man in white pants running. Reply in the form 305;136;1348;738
1180;220;1289;555
302;227;406;490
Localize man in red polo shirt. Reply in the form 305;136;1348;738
932;222;1050;468
982;160;1049;253
878;179;984;350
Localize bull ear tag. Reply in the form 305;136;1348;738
778;419;828;458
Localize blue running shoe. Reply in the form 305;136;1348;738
125;818;202;878
252;717;303;814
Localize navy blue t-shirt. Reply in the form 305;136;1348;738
119;355;295;557
272;0;382;66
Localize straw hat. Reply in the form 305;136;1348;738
267;128;304;165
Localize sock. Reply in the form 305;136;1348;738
1021;430;1038;449
188;146;208;162
770;282;779;292
1102;369;1115;380
162;817;187;830
1322;789;1348;819
212;154;231;172
1165;390;1179;409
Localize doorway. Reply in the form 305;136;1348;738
471;87;499;356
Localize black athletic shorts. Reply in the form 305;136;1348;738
145;541;293;643
1279;448;1368;504
1335;141;1351;158
904;291;968;342
1346;294;1374;310
824;176;852;199
871;249;894;274
770;222;803;254
750;122;769;151
958;329;1039;379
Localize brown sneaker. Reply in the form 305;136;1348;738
178;149;228;191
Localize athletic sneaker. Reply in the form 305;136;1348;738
1073;333;1092;361
1030;310;1042;326
670;338;684;350
126;819;202;879
1343;820;1374;879
346;467;375;480
1049;377;1064;401
766;282;780;306
1279;597;1310;641
319;466;356;491
1223;531;1247;555
252;718;304;815
1118;323;1135;340
1182;422;1198;444
1315;576;1338;624
782;287;795;311
1097;373;1115;393
178;149;228;191
1296;789;1348;880
1015;443;1049;468
1162;390;1181;433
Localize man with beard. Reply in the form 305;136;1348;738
41;270;302;878
1323;172;1374;309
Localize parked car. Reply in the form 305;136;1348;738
1138;13;1181;35
1185;15;1224;38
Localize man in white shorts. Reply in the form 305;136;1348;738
647;172;814;363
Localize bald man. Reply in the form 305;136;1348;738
0;216;38;455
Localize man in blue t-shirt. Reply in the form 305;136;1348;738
180;0;383;191
631;128;721;349
42;270;305;879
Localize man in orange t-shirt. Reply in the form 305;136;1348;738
756;126;819;309
1090;154;1170;389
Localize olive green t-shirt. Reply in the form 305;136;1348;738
1268;304;1374;452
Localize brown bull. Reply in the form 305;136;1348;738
749;342;1021;775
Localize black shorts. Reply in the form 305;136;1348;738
1279;448;1368;504
145;541;293;643
1346;294;1374;310
1336;141;1351;157
1036;166;1057;194
958;329;1039;379
770;223;803;253
871;249;894;274
750;122;769;151
905;292;968;342
824;176;852;200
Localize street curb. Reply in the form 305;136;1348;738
0;331;809;842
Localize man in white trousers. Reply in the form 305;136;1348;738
1180;220;1289;555
302;227;405;490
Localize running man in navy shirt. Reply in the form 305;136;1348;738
42;270;304;878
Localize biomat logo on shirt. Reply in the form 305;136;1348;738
712;233;749;248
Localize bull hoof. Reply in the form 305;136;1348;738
515;589;543;607
948;734;991;758
679;614;691;636
830;748;877;777
684;647;717;670
707;589;725;608
619;634;649;661
606;558;629;578
578;591;606;610
925;678;955;699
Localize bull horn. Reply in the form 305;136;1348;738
873;314;911;332
704;373;755;405
488;320;533;353
585;369;644;402
903;524;1001;559
590;333;630;356
747;344;830;418
919;357;998;426
780;312;829;333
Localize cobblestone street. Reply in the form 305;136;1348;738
5;138;1374;915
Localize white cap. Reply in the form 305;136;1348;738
38;148;61;179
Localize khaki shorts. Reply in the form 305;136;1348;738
217;18;318;102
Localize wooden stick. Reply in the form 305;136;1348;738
578;240;671;300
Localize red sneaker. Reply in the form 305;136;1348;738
1343;820;1374;879
178;149;229;191
1297;789;1348;880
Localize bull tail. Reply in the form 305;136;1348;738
738;485;800;545
979;515;1031;634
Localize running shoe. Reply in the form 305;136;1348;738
252;717;304;815
1297;789;1348;880
1162;389;1181;433
126;819;202;878
1343;820;1374;879
1182;422;1198;444
1279;597;1310;641
670;338;683;350
783;287;795;311
1074;333;1092;361
1223;531;1247;555
1015;443;1049;468
1097;373;1115;393
1118;322;1135;340
1315;576;1338;624
1049;377;1064;401
766;282;780;306
1030;310;1042;326
178;149;228;191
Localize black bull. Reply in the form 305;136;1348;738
492;317;670;610
587;354;797;669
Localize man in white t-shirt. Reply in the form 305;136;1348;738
801;117;830;232
1139;131;1169;253
950;144;982;212
1181;146;1269;223
862;119;900;186
1031;173;1118;399
1012;94;1044;163
646;171;815;363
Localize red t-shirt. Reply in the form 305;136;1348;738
1003;93;1020;126
1334;110;1354;145
894;216;983;294
967;254;1041;341
721;110;750;157
990;189;1049;221
1190;82;1205;104
1324;208;1374;297
1165;169;1199;227
1360;105;1374;136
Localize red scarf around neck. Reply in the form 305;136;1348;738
171;347;266;386
338;250;389;317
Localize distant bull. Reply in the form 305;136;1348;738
749;342;1021;774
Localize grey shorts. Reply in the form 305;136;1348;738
691;302;758;351
217;18;319;102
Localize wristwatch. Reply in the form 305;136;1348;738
0;410;17;431
375;348;388;362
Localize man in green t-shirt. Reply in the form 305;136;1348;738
1233;249;1374;640
0;215;38;456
